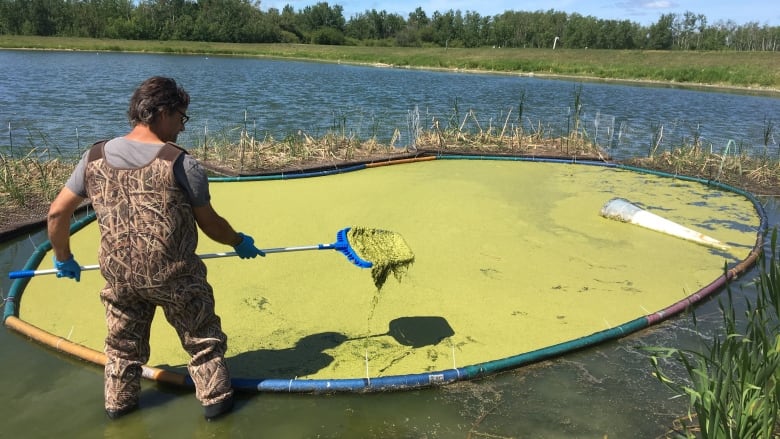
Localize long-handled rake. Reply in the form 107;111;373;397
9;227;415;289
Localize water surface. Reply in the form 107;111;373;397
1;50;778;160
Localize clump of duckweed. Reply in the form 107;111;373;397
347;227;415;290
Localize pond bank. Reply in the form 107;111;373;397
2;36;779;93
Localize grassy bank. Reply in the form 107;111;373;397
2;35;779;92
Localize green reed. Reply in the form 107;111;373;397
644;230;780;439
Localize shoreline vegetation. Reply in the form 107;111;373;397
3;115;778;238
1;38;779;439
1;36;780;93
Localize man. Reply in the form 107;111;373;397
47;76;263;421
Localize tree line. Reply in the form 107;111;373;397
1;0;778;51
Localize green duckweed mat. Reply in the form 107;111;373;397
16;159;761;382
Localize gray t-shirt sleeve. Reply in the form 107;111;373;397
175;154;211;207
64;150;90;198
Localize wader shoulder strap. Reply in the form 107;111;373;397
158;141;188;162
87;140;109;162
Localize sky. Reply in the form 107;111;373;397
264;0;780;27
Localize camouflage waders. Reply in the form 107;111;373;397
85;141;233;412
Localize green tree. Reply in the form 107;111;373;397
0;0;18;33
529;9;566;48
599;19;640;49
647;13;674;49
562;13;596;49
22;0;64;36
674;11;706;49
407;7;428;28
0;1;777;50
430;10;464;48
70;0;134;38
299;1;345;33
489;11;518;47
403;6;432;45
344;11;373;40
698;24;728;50
461;11;489;48
191;0;264;42
275;5;304;42
369;9;390;39
311;26;344;44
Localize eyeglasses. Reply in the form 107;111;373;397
176;109;190;125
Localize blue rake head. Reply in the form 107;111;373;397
335;227;373;268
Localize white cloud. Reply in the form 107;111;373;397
642;1;674;9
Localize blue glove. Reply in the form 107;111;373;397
234;233;265;259
54;255;81;282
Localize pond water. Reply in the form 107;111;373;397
1;49;779;160
1;49;779;437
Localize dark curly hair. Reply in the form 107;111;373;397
127;76;190;126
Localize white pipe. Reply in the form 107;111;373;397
600;198;729;250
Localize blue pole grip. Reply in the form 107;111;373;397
8;270;36;279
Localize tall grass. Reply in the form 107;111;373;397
3;100;776;214
0;148;72;206
0;99;774;212
644;231;780;439
625;132;780;196
179;102;605;176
